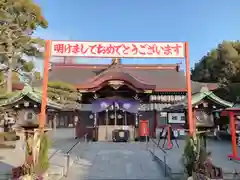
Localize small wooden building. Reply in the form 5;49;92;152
164;87;233;134
0;85;80;129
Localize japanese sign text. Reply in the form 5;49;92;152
51;41;185;58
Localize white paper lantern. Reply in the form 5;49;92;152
89;114;94;119
117;114;123;119
110;114;115;119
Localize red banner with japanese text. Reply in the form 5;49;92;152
50;41;185;58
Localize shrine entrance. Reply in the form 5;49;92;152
85;80;144;141
97;100;137;141
39;41;194;142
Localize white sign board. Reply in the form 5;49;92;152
50;41;185;58
168;113;185;124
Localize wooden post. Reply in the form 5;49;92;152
230;111;238;158
167;125;172;149
105;110;108;140
124;111;127;125
185;42;195;136
114;106;117;126
39;40;51;129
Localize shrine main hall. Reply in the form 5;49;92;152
43;58;219;141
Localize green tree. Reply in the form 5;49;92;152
12;71;20;82
0;0;48;93
23;61;35;72
21;60;42;85
191;41;240;84
34;71;41;80
47;81;80;102
191;41;240;101
47;81;81;109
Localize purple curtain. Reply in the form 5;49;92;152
91;99;140;113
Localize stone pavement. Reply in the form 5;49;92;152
0;132;26;179
0;129;167;180
0;128;79;179
47;128;84;179
64;142;166;180
148;139;240;179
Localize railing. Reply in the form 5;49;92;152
48;149;59;160
146;136;169;177
64;133;88;177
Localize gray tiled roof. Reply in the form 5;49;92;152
47;64;217;93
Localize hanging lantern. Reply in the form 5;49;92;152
110;105;114;110
93;94;98;99
203;102;208;107
77;94;82;101
117;114;123;119
24;101;29;107
114;102;119;109
100;102;108;109
123;103;131;110
110;114;115;119
150;95;153;101
89;114;94;119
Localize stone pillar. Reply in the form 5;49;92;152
105;110;108;140
53;114;57;131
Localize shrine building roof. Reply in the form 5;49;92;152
47;59;218;93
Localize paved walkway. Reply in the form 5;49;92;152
149;139;240;177
0;128;79;179
0;129;166;179
65;142;165;180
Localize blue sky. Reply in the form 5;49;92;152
33;0;240;72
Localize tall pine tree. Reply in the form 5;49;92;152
0;0;48;92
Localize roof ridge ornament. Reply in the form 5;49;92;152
112;58;121;65
22;84;33;95
200;86;209;93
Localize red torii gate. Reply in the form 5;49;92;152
39;40;195;137
223;108;240;161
